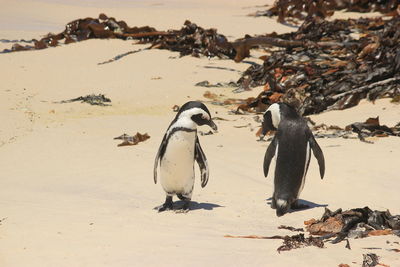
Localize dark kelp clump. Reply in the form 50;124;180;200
59;94;111;106
251;0;400;24
234;16;400;115
305;207;400;244
346;117;400;142
362;253;380;267
277;233;324;253
1;14;235;59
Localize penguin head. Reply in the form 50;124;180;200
261;103;299;136
261;103;281;136
175;101;218;131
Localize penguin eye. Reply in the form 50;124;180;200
201;114;207;120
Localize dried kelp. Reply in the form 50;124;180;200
149;20;235;59
362;253;380;267
97;48;147;65
1;14;156;53
305;207;400;244
224;234;284;240
277;233;324;253
224;233;324;252
114;133;150;146
311;117;400;142
59;94;111;106
235;16;400;115
2;14;235;59
252;0;400;25
226;207;400;253
278;225;304;232
347;117;400;142
311;123;356;140
202;91;255;111
195;80;237;88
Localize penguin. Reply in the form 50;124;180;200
260;103;325;217
153;101;218;212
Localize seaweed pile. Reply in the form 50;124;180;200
234;16;400;115
3;13;400;116
226;207;400;255
252;0;400;24
149;20;235;59
1;14;235;59
305;207;400;244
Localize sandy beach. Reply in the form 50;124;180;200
1;1;399;266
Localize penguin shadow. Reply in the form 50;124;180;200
154;201;223;212
176;201;224;211
265;197;328;214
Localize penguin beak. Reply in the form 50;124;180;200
208;120;218;131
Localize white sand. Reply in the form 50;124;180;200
1;1;399;266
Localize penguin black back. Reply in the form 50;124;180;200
262;103;325;216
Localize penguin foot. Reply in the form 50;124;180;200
158;204;173;212
157;196;173;212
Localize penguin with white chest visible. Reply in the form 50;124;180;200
154;101;217;212
261;103;325;217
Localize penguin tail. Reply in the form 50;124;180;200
276;199;289;217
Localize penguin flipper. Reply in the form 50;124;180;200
309;134;325;179
195;137;209;188
153;134;168;184
263;136;277;177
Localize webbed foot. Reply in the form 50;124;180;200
157;196;173;212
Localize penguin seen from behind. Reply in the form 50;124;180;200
261;103;325;217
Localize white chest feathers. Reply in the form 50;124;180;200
160;130;197;194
